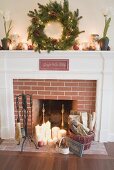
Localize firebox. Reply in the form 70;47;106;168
13;79;96;133
33;99;73;128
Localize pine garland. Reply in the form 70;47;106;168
27;0;84;52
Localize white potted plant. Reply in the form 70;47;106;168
99;13;111;50
0;10;12;50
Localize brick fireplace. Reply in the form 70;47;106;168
0;51;114;142
13;79;96;132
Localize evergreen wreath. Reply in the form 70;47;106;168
27;0;84;52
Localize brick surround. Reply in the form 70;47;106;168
13;79;96;132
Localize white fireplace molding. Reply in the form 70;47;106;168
0;51;114;142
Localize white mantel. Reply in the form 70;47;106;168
0;51;114;142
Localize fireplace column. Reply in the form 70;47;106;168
0;57;15;139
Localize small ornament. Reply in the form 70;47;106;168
32;17;39;24
16;42;23;50
33;30;40;37
38;141;44;147
73;43;79;50
51;39;58;45
28;44;34;50
50;11;57;17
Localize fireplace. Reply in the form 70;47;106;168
0;51;114;142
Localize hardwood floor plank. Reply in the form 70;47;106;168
78;159;114;170
0;142;114;170
68;157;78;170
105;142;114;156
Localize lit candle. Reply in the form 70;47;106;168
52;127;60;139
23;43;28;50
9;44;13;50
58;129;67;140
35;121;52;145
79;44;83;50
53;137;58;144
35;124;42;142
48;138;54;146
95;42;100;50
43;138;47;145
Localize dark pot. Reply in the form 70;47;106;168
99;37;109;51
1;38;11;50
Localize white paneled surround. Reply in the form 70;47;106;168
0;51;114;142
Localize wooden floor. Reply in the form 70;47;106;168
0;142;114;170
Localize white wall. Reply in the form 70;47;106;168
0;0;114;49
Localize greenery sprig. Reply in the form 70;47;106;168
103;16;111;38
27;0;84;52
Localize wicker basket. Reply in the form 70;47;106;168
68;130;94;150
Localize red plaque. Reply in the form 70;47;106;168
39;59;69;71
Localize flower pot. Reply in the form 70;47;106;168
99;37;109;51
1;38;11;50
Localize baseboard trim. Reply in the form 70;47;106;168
108;133;114;142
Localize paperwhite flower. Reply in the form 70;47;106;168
4;11;10;21
0;10;12;38
0;10;3;16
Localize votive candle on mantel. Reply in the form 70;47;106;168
9;44;13;50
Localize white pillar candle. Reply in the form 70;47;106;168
35;121;52;145
43;138;47;145
23;43;28;50
48;138;54;146
52;127;60;139
53;137;58;144
46;129;51;140
46;121;51;129
58;129;67;140
9;44;13;50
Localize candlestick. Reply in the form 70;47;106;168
61;104;64;128
42;103;45;124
